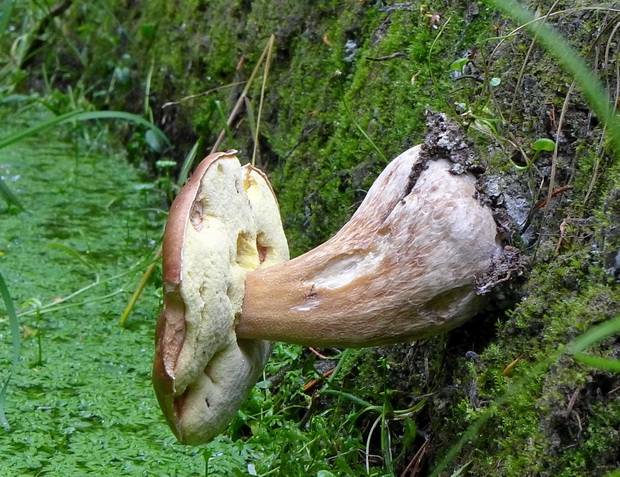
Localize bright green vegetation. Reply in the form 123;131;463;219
2;0;620;476
0;112;206;474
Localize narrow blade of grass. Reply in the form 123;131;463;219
0;0;15;42
568;316;620;354
0;109;170;150
0;271;21;430
177;138;202;185
341;95;387;163
0;176;24;210
213;100;236;147
118;248;161;327
45;243;97;271
0;110;170;209
573;353;620;373
144;59;155;120
320;389;378;410
251;34;275;167
432;316;620;475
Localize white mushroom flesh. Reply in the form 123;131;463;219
153;153;288;444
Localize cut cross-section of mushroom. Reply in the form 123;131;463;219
236;145;502;347
154;144;505;445
153;150;289;445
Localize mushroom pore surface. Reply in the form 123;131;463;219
153;151;289;445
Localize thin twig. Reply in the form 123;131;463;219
378;3;415;12
453;74;484;83
119;248;162;326
543;81;574;217
303;369;334;393
365;52;407;61
400;438;430;477
508;1;561;124
535;184;573;209
489;7;620;61
211;35;276;154
584;18;620;205
252;34;275;167
161;82;247;109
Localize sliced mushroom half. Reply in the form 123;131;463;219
153;150;289;444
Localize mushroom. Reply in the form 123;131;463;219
153;150;289;444
154;145;503;444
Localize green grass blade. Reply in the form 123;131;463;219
568;316;620;354
0;0;15;41
144;59;155;120
320;389;378;410
429;351;559;477
0;110;170;150
45;243;97;272
213;100;235;146
341;95;387;163
0;176;24;210
484;0;620;156
0;110;170;209
0;377;11;430
573;353;620;373
177;138;202;185
0;272;19;367
0;271;21;430
0;108;170;207
433;316;620;475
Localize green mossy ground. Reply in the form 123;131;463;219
0;113;207;474
5;0;620;475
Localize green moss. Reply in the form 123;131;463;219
435;255;620;476
13;1;620;475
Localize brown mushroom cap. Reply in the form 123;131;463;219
153;151;289;445
236;145;503;347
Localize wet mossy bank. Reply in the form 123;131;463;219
9;0;620;475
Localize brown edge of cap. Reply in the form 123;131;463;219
153;150;238;439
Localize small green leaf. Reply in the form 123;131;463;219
155;159;176;169
450;57;470;72
0;176;25;210
113;66;131;85
146;129;164;152
133;183;156;191
532;138;555;151
489;77;501;87
450;461;473;477
255;380;271;389
139;23;156;40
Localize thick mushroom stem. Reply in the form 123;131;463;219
236;145;503;348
